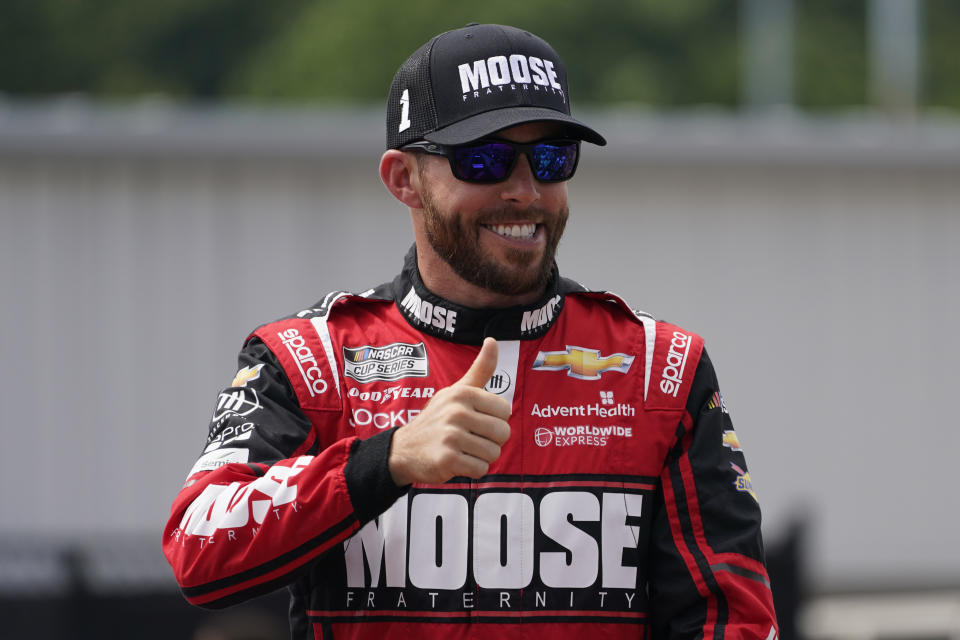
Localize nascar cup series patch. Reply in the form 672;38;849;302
343;342;428;383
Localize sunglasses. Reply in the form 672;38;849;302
402;138;581;183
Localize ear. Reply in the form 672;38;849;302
380;150;424;210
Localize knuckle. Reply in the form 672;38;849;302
438;449;458;469
470;460;490;478
445;386;469;401
448;406;473;424
440;423;464;442
432;387;456;404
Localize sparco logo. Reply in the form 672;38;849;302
659;331;692;398
343;342;428;383
401;287;457;334
458;55;563;94
278;328;328;396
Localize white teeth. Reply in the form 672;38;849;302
486;223;536;239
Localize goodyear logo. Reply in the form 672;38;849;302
532;346;634;380
343;342;428;383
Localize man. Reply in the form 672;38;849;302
164;23;779;640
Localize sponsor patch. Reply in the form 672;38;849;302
278;328;328;396
187;447;249;477
179;456;311;536
341;488;645;615
659;331;692;398
204;421;255;453
530;401;635;420
347;386;435;405
707;390;728;413
722;430;742;452
485;369;512;395
730;462;758;502
520;295;561;334
532;346;634;380
231;364;264;388
400;287;457;334
458;55;565;99
599;391;614;405
343;342;429;383
534;428;554;447
212;389;261;422
533;424;633;448
349;408;422;430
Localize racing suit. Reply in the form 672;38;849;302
163;246;779;640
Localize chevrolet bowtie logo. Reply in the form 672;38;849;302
231;364;264;388
532;346;634;380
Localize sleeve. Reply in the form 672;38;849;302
161;335;407;609
648;349;779;640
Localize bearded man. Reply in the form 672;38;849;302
164;23;779;640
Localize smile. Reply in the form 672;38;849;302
482;223;537;240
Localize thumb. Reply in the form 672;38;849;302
457;337;499;389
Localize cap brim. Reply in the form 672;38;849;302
424;106;606;146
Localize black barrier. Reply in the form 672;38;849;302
0;589;289;640
766;520;806;640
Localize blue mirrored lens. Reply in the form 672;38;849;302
531;142;578;181
452;143;515;181
448;140;579;183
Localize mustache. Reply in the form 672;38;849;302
476;205;568;225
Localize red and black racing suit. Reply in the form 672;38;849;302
163;247;779;640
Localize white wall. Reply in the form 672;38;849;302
1;103;957;591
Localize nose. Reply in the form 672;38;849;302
499;153;540;207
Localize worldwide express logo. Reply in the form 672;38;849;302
532;346;634;380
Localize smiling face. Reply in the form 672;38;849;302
412;122;571;305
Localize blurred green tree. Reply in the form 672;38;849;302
227;1;737;108
0;0;958;113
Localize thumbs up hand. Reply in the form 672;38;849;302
388;338;512;486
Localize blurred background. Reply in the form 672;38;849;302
1;1;958;638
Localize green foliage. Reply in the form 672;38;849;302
0;0;957;113
795;0;868;109
229;0;738;107
0;0;302;97
925;0;960;110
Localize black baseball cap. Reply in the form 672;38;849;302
386;23;606;150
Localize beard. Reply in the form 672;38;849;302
420;184;569;298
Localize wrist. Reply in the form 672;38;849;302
387;427;413;487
